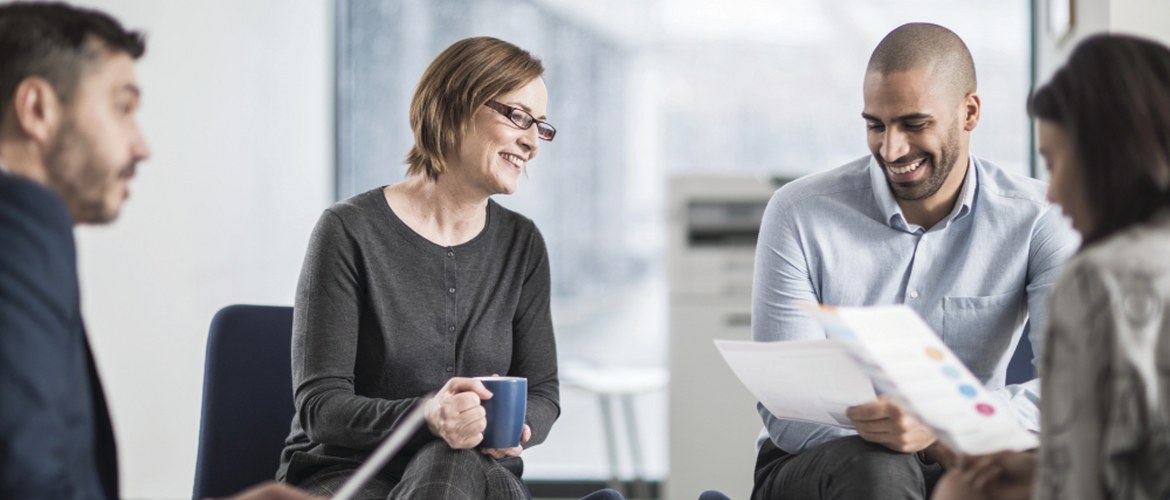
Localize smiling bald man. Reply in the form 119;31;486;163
748;23;1079;500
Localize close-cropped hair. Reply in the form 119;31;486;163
0;1;146;117
406;36;544;181
1030;34;1170;247
867;22;977;100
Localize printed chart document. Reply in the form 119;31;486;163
716;304;1038;455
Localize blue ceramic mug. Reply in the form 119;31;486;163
476;376;527;449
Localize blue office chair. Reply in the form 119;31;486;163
1006;323;1036;385
193;305;294;499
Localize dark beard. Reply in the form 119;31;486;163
44;119;125;224
885;124;962;202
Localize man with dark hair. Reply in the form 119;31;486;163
0;3;306;498
749;23;1079;499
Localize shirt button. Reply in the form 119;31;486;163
448;325;455;332
448;288;455;294
447;251;454;258
445;365;454;373
909;290;920;299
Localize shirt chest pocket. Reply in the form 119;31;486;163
941;291;1026;380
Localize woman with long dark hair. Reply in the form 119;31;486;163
933;33;1170;500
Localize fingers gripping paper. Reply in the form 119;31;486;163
716;305;1037;455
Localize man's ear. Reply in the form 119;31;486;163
10;77;63;145
962;93;981;132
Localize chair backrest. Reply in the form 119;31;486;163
1005;322;1036;385
193;305;294;499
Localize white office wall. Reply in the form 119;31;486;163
70;1;334;498
1111;0;1170;45
1033;0;1170;182
1035;0;1170;83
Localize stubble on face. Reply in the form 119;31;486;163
44;115;135;224
41;49;143;225
883;119;962;201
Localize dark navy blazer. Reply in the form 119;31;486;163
0;173;118;499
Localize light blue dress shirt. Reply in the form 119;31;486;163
752;154;1079;454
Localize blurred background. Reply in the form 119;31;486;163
67;0;1169;498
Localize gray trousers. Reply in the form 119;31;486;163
751;436;944;500
299;440;528;500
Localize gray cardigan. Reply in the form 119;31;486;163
277;188;560;483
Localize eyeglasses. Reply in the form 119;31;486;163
484;100;557;141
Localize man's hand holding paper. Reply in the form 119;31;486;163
718;305;1039;456
846;395;937;453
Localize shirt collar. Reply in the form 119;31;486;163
869;154;979;232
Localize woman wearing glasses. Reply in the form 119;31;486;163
933;34;1170;500
277;37;568;498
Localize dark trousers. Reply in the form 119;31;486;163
298;440;528;499
751;436;943;500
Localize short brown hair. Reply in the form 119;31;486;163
405;36;544;180
0;2;145;118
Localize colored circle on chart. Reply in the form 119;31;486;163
941;365;961;379
925;347;944;361
958;384;978;398
975;403;995;416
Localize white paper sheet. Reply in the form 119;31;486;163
714;338;876;428
716;305;1039;455
806;305;1039;454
